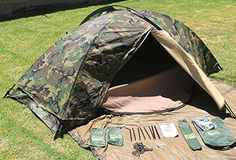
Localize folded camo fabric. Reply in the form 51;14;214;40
89;128;107;148
107;127;123;146
89;127;124;148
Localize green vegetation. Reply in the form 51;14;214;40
0;0;235;159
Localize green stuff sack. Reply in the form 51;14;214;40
107;127;124;146
193;117;236;150
89;128;106;147
178;119;202;150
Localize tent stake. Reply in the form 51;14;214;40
154;126;160;139
132;128;136;141
139;127;146;140
137;127;141;141
143;127;151;139
128;128;133;142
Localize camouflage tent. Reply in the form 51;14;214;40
5;6;236;138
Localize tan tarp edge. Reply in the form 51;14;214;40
213;80;236;113
151;30;226;110
70;81;236;160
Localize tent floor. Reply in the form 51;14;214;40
103;67;194;114
70;80;236;160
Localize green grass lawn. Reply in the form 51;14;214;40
0;0;235;159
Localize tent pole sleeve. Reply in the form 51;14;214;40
80;5;163;30
80;6;115;25
112;5;162;30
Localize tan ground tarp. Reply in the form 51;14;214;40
70;81;236;160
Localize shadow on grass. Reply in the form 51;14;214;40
0;0;124;22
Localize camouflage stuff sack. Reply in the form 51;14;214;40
193;117;236;150
107;127;123;146
4;5;235;138
89;128;107;148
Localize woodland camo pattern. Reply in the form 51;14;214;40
5;8;221;137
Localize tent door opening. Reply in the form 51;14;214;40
102;33;195;114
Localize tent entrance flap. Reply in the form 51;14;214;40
103;34;195;113
151;30;236;117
